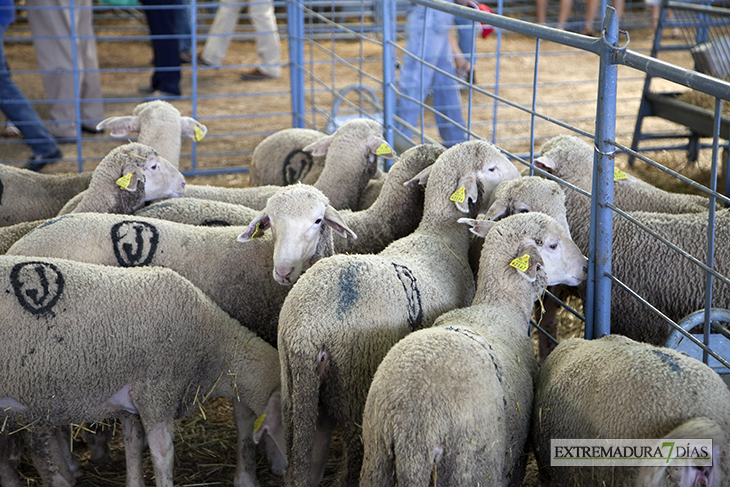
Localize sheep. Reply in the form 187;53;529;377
531;334;730;486
249;128;328;187
135;143;445;256
0;165;92;227
359;212;587;487
533;135;730;349
7;184;357;347
0;220;45;255
181;118;395;211
276;140;521;487
0;254;284;487
62;142;186;215
96;99;208;169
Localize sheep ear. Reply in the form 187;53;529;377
458;217;494;238
97;116;141;137
511;242;544;282
303;134;334;157
238;213;271;241
451;175;479;213
324;205;357;240
117;161;143;192
365;135;396;160
533;155;556;173
483;200;509;222
404;165;432;188
180;117;207;142
252;391;286;466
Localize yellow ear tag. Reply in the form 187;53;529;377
375;142;391;155
116;173;133;190
510;254;530;272
253;413;267;432
450;186;466;203
194;125;205;142
614;168;628;181
251;221;265;240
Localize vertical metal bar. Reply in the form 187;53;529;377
288;0;305;128
529;38;540;177
490;0;503;144
69;0;83;171
382;0;396;152
703;98;721;364
190;0;198;170
418;7;427;143
588;6;619;339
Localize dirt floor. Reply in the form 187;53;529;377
2;11;727;487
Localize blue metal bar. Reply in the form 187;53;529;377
590;7;621;339
491;0;503;145
529;38;540;176
288;0;305;127
382;0;396;153
703;99;722;364
190;0;199;171
67;0;83;171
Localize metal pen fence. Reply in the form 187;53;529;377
287;0;730;371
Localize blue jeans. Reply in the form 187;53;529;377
396;4;467;148
174;0;192;54
454;14;477;65
0;23;59;157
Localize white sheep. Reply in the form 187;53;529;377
277;140;521;487
135;143;445;257
181;118;395;211
96;100;208;169
359;212;587;486
0;220;45;255
531;334;730;486
7;184;356;347
63;142;186;215
0;165;92;227
533;135;730;348
0;254;283;487
249;128;328;186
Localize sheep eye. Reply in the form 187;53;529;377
150;164;158;170
314;218;322;225
549;243;558;250
488;166;496;172
519;208;530;213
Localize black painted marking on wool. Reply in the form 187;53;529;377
650;349;682;373
200;219;231;227
336;265;361;319
36;214;76;231
111;221;159;267
392;263;423;329
282;149;313;185
20;348;36;367
0;178;3;205
11;261;65;316
446;325;503;385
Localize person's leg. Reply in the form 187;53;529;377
140;0;181;95
0;25;61;159
175;0;192;56
557;0;573;29
247;0;281;78
200;0;242;65
536;0;548;24
76;0;104;128
396;4;436;141
26;0;77;138
582;0;600;34
612;0;624;24
430;17;468;147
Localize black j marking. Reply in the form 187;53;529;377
0;178;4;205
282;149;314;185
11;261;65;316
392;263;423;329
111;221;160;267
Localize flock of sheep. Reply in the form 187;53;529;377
0;100;728;487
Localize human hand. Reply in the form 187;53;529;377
454;0;480;10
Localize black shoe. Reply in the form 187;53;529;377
82;125;103;134
23;148;63;171
138;84;156;94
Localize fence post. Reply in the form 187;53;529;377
288;0;305;128
586;6;619;339
382;0;396;150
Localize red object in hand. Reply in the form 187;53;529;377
478;4;495;39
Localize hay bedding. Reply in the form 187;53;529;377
1;17;719;487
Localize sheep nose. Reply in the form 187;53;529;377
276;267;294;282
181;181;186;188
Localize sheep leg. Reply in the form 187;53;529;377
54;427;79;474
121;416;146;487
24;426;76;487
142;417;175;487
262;434;286;476
231;399;260;487
310;405;335;486
0;431;22;487
82;423;114;465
